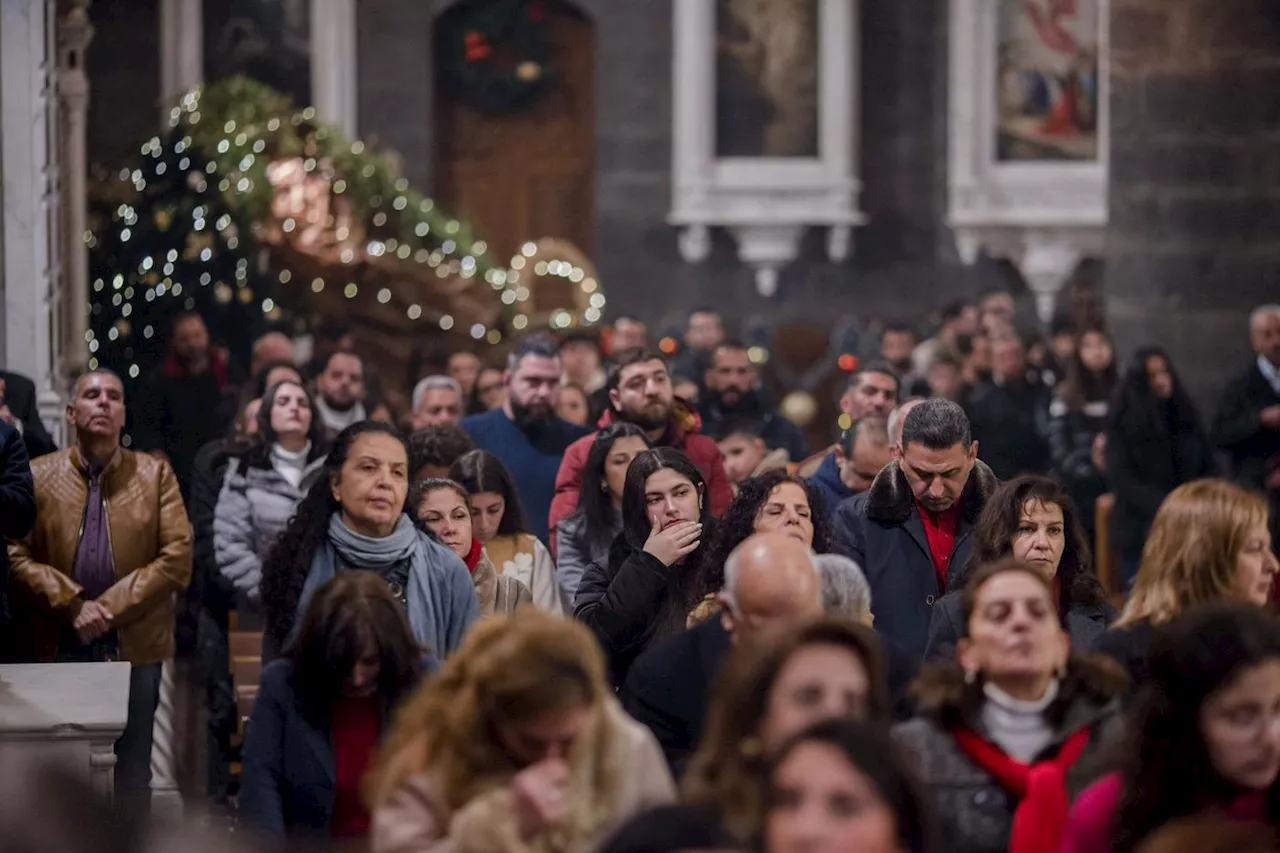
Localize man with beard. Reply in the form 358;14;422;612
548;349;733;543
700;340;807;461
313;349;367;439
132;312;237;496
461;335;591;543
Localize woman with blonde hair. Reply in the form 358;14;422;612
1092;478;1277;683
681;617;891;840
368;611;674;853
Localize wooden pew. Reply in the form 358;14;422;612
1094;493;1124;606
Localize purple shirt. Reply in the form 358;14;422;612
72;463;115;599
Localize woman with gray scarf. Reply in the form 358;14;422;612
260;422;480;662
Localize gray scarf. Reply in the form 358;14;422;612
327;512;418;570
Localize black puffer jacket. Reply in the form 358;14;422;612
575;533;695;688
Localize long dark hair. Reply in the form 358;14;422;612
568;423;651;555
958;475;1108;621
1110;345;1202;439
620;447;715;637
261;421;410;649
697;469;833;598
236;378;327;472
1114;603;1280;853
1057;327;1118;412
449;449;530;537
285;571;422;722
763;718;938;853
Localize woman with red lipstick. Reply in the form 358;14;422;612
1061;603;1280;853
895;558;1124;853
215;379;328;620
924;475;1112;663
412;478;532;616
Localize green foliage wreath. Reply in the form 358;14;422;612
437;0;554;114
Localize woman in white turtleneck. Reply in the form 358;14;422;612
214;380;328;627
893;558;1125;853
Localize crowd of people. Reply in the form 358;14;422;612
0;294;1279;853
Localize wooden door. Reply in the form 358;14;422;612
433;2;595;271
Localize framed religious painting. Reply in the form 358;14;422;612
669;0;866;297
948;0;1109;323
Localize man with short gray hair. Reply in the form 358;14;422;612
620;532;822;776
410;375;465;430
833;398;997;661
1214;304;1280;551
814;553;872;624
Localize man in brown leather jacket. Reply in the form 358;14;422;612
8;368;192;816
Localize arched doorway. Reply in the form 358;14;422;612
432;1;595;273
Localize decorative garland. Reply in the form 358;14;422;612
438;0;554;114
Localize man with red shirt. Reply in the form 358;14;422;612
833;398;998;661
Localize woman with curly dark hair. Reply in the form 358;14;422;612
1061;603;1280;853
685;469;833;626
259;421;480;662
575;447;715;687
923;475;1112;662
1105;345;1215;588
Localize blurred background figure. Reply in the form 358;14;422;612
239;572;423;843
368;612;674;853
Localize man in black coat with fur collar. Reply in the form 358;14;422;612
833;398;998;662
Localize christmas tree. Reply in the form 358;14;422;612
87;76;498;409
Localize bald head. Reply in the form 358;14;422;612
721;532;822;643
888;397;927;447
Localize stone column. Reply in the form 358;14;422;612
160;0;202;120
1104;0;1280;402
57;1;93;386
1;0;64;442
312;0;358;137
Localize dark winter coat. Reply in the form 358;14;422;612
575;533;695;689
807;451;855;521
240;659;398;839
1105;405;1215;561
833;459;1000;662
699;397;809;463
963;380;1052;480
893;657;1125;853
620;616;733;779
0;371;56;459
0;422;36;629
923;587;1112;665
1212;361;1280;491
189;439;237;616
1046;397;1109;543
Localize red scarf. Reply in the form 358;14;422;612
464;539;484;574
952;726;1092;853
